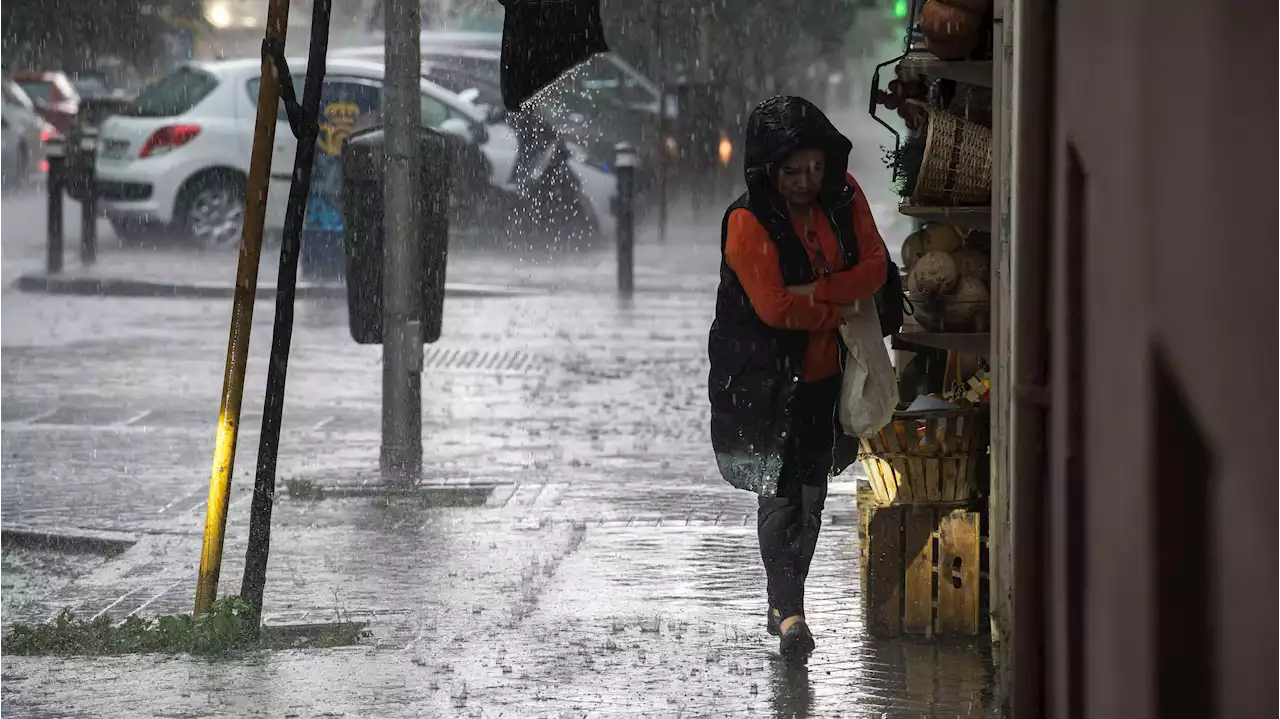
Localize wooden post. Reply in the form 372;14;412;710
241;0;334;623
194;0;291;617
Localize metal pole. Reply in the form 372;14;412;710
381;0;423;485
685;82;700;217
615;142;636;296
654;0;667;244
45;137;66;275
194;0;291;617
241;0;332;621
694;8;710;213
78;129;98;266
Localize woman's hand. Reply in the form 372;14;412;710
837;301;864;320
786;283;817;297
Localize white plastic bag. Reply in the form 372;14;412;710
837;300;899;437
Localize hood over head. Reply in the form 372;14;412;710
742;96;853;206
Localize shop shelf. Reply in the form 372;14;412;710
896;331;991;357
898;52;994;88
898;202;992;232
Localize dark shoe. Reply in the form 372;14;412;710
779;620;815;658
767;608;781;636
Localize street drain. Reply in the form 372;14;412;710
423;348;545;374
285;476;496;507
262;621;370;649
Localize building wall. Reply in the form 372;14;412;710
1026;0;1277;716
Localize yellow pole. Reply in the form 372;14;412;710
194;0;291;616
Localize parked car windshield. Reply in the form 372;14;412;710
16;81;53;105
72;75;110;99
2;81;35;111
422;67;503;109
127;67;218;117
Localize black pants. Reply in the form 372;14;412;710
758;375;841;620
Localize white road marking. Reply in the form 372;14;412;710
16;409;58;425
118;410;153;427
90;586;145;621
158;485;204;514
124;578;185;620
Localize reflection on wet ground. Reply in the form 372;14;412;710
771;658;815;718
2;216;995;716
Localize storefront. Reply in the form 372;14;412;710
854;0;1003;648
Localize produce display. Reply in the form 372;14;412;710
935;0;992;14
919;0;990;61
874;78;929;132
945;276;990;329
901;232;926;269
950;246;990;281
902;223;992;332
907;250;958;296
921;223;963;253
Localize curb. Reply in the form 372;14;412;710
285;477;498;507
1;524;138;556
15;274;545;301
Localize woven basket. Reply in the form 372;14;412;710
909;101;992;206
859;406;989;506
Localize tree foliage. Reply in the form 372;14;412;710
1;0;203;72
599;0;863;93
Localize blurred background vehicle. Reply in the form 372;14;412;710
1;78;52;191
69;73;113;101
92;56;613;247
334;35;671;208
10;69;80;135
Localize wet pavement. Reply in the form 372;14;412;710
0;178;991;717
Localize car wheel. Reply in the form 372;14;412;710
178;172;245;248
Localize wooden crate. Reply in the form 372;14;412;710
863;505;986;638
859;406;989;506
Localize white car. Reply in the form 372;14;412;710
95;57;615;245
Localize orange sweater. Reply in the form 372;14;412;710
724;177;888;382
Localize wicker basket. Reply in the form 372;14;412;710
909;101;992;207
859;406;989;506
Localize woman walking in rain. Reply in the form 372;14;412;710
708;96;888;657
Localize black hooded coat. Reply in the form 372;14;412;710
707;96;899;497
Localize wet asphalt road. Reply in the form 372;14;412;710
0;177;989;717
